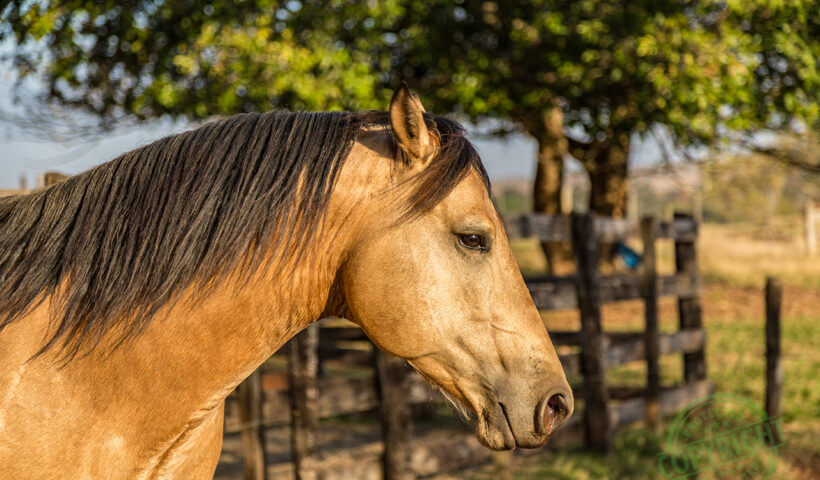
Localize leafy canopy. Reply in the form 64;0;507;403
2;0;819;147
386;0;820;147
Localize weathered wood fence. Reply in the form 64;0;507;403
505;212;712;453
765;277;783;446
227;212;714;479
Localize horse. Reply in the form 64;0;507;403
0;84;572;479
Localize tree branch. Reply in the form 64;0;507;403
749;138;820;174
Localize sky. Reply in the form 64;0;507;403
0;123;543;190
0;63;667;190
0;98;543;190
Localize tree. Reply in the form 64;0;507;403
0;1;403;118
384;1;820;210
4;1;820;269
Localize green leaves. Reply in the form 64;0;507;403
1;0;818;148
1;0;401;120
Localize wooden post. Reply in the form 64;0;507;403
374;349;415;480
238;369;267;480
674;213;706;382
288;324;320;480
571;212;611;453
641;216;661;434
765;277;783;446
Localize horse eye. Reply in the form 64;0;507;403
458;234;484;250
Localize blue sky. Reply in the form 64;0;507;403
0;119;546;189
0;64;666;189
0;87;542;189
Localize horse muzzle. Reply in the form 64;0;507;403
476;386;574;450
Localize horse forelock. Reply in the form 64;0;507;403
0;109;488;361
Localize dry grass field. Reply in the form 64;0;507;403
699;222;820;288
510;222;820;289
476;222;820;479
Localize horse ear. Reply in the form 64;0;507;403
390;82;433;162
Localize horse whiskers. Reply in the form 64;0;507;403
406;359;473;421
438;389;473;422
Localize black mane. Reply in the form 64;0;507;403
0;110;488;360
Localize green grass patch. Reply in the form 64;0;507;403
708;313;820;424
487;310;820;479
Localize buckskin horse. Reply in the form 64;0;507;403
0;84;572;478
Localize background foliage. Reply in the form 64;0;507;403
2;0;819;223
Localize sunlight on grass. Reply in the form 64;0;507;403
708;313;820;424
509;238;548;275
503;228;819;480
510;222;820;288
699;223;820;288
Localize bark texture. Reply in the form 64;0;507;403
569;131;631;270
587;132;630;218
528;106;569;273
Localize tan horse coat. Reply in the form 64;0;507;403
0;86;571;478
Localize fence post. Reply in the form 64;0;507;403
288;324;320;480
641;216;661;435
571;212;611;453
374;349;415;480
765;277;783;446
674;213;706;382
238;369;267;480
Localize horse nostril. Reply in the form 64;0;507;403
548;393;567;416
544;393;570;434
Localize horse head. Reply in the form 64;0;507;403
336;85;573;450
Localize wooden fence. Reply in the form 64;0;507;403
765;277;783;446
506;212;711;452
225;211;714;479
2;174;781;478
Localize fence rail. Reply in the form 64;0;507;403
504;214;699;242
526;272;700;310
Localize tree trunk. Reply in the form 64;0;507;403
531;107;568;273
586;132;630;271
588;132;630;218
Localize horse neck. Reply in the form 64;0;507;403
21;218;353;435
45;142;384;426
125;260;338;407
99;158;381;416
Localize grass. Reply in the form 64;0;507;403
465;302;820;480
504;428;666;480
476;225;820;479
699;222;820;288
510;222;820;288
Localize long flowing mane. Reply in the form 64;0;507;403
0;110;489;359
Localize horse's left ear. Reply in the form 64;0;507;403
390;82;434;162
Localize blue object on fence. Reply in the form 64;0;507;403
615;241;642;269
